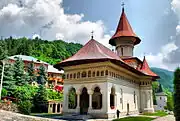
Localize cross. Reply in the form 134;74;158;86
121;2;125;8
91;30;94;39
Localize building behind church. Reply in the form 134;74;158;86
54;7;159;119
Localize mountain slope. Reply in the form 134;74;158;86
151;67;174;92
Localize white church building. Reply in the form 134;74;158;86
54;7;159;119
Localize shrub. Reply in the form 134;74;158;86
17;100;33;115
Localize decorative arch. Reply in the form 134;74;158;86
77;72;80;78
105;70;108;76
68;87;77;109
82;71;87;78
110;86;116;109
92;87;102;109
88;71;91;77
101;71;104;76
97;71;100;76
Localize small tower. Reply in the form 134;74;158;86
109;6;141;57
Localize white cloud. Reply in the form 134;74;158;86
0;0;111;47
143;42;178;71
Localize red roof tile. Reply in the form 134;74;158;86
60;39;122;64
139;56;159;77
109;8;141;46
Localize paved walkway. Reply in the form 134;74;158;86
153;115;175;121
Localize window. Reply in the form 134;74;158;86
88;71;91;77
67;74;69;79
101;71;104;76
97;71;100;76
110;87;115;109
77;72;80;78
70;74;72;79
93;71;95;77
82;71;87;78
73;73;76;78
160;97;162;100
105;70;108;76
134;91;136;103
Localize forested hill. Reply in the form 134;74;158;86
151;67;174;92
0;37;83;64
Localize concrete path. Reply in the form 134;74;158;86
153;115;175;121
0;110;64;121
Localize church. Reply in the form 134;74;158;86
54;7;159;119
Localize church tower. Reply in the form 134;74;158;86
109;7;141;57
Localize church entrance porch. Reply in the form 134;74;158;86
80;87;89;114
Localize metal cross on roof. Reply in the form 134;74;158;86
121;2;125;8
91;30;94;39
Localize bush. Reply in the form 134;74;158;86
1;88;7;97
18;100;33;115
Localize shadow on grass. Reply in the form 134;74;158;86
113;117;155;121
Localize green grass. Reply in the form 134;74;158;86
113;117;155;121
31;113;62;118
142;111;168;117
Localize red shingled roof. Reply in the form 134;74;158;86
139;56;159;77
109;8;141;46
60;39;122;64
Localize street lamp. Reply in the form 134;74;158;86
0;60;5;100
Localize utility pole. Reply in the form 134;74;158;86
0;60;5;100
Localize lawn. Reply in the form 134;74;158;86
142;111;168;117
113;117;155;121
31;113;62;118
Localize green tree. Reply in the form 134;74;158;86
13;57;26;86
33;85;48;113
14;84;37;114
174;68;180;121
27;61;36;83
37;65;47;85
1;64;15;96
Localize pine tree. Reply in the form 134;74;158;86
13;57;26;86
37;65;47;85
33;85;48;113
2;64;15;96
27;61;36;83
174;68;180;121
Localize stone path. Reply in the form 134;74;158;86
0;110;63;121
153;115;175;121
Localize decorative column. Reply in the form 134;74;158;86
88;90;93;110
115;94;117;110
55;103;58;113
76;91;81;112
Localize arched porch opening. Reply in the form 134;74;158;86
80;87;89;114
68;87;77;109
92;87;102;109
110;87;115;109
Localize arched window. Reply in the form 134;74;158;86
93;71;96;77
110;87;115;109
105;70;108;76
77;72;80;78
92;87;102;109
70;74;72;79
74;73;76;79
68;88;77;109
82;71;87;78
96;71;100;76
88;71;91;77
101;71;104;76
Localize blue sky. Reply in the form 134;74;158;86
63;0;176;55
0;0;180;70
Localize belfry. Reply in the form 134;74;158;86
54;6;159;119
